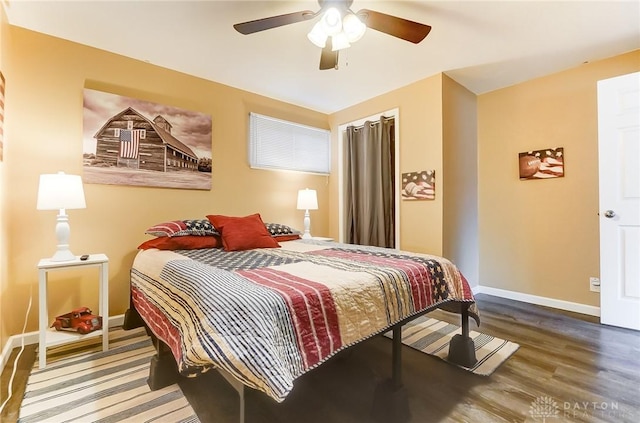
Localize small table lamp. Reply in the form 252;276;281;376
37;172;87;262
297;188;318;239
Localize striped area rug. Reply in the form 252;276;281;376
385;316;519;375
18;327;199;423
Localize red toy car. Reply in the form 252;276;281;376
51;307;103;334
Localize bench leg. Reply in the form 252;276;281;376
447;303;478;368
371;326;410;422
147;337;179;390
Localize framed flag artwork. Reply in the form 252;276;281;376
82;88;212;190
0;71;5;162
518;147;564;180
402;170;435;200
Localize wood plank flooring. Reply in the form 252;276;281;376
2;294;639;422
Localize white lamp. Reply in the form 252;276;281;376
321;7;342;36
297;188;318;240
342;13;366;43
308;22;328;48
331;32;351;51
307;7;366;52
37;172;86;262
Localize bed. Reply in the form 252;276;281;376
125;227;479;422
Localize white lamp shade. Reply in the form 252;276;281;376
37;172;86;210
297;188;318;210
343;13;366;43
307;22;328;48
321;7;342;36
331;32;351;51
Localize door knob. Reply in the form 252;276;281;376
604;210;616;218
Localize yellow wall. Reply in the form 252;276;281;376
0;1;9;354
442;75;478;286
328;74;445;256
478;50;640;306
1;26;330;339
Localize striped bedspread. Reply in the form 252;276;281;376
130;239;478;402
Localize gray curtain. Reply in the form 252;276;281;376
345;116;395;248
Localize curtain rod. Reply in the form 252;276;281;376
348;115;394;131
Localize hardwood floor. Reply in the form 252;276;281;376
2;294;639;423
0;343;36;423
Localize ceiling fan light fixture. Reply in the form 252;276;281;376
321;7;342;36
307;22;328;48
342;13;366;43
232;1;433;71
331;31;351;51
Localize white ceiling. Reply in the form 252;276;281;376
6;0;640;113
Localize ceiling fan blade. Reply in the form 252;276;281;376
319;39;338;70
356;9;431;44
234;10;315;34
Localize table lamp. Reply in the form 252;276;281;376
37;171;86;262
297;188;318;239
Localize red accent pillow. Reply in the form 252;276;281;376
138;235;222;250
273;234;301;242
207;213;280;251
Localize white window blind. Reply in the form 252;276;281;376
249;112;330;174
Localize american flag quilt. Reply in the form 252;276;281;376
130;240;478;402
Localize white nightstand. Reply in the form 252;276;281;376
38;253;109;369
312;236;334;242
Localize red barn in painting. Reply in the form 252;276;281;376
93;107;198;172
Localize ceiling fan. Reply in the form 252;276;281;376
233;0;431;70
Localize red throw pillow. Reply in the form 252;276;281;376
138;235;222;250
273;234;301;242
207;213;280;251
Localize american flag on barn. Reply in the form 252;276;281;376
92;107;200;172
119;129;142;159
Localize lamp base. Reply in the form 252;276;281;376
50;210;76;262
301;210;312;239
50;248;77;262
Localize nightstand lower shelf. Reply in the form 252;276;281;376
41;327;105;349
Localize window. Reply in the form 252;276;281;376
249;112;330;174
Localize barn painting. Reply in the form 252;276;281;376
83;88;212;190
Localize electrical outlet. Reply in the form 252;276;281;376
590;277;600;293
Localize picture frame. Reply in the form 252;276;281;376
518;147;564;180
82;88;212;190
402;170;435;200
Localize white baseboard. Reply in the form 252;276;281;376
1;314;125;373
476;286;600;317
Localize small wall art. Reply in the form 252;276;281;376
402;170;435;200
83;88;212;190
0;71;5;162
518;147;564;180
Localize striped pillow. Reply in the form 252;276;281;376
264;223;300;237
145;219;219;237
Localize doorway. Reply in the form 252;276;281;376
338;109;400;247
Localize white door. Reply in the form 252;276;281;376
597;72;640;330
